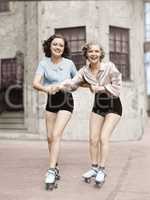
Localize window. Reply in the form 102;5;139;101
0;58;23;111
55;26;86;70
1;58;17;89
0;2;9;12
109;26;130;80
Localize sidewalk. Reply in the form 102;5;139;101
0;120;150;200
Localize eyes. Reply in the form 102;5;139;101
52;42;64;48
88;49;100;54
87;45;101;54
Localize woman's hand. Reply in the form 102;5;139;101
58;84;66;91
51;85;60;94
61;79;72;88
45;84;60;95
59;79;73;91
90;84;105;93
80;82;89;88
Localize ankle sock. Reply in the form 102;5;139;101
92;164;98;168
99;166;105;170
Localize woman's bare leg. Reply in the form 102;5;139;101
49;110;72;168
100;113;121;167
45;111;57;165
89;112;104;165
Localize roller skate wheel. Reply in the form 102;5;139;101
55;183;58;188
84;178;91;183
49;184;54;190
45;183;57;190
56;175;60;181
95;181;104;188
45;183;49;190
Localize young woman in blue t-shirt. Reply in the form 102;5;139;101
33;34;76;190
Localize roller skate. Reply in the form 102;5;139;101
45;166;60;181
55;166;60;180
95;167;106;188
82;167;98;183
45;168;57;190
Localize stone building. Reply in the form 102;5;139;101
144;2;150;113
0;0;148;141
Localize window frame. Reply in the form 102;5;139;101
109;26;130;81
0;1;10;13
0;58;17;89
55;26;86;70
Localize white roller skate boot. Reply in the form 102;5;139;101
95;167;106;187
45;168;57;190
82;167;98;183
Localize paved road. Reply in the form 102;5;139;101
0;120;150;200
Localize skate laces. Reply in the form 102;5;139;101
47;168;56;176
45;168;56;184
97;167;106;178
98;170;104;176
55;167;59;175
86;167;98;176
91;167;98;173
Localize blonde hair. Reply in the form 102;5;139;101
82;42;105;61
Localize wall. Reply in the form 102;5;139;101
0;0;147;141
0;2;25;58
35;0;147;141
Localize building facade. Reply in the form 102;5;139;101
0;0;147;141
144;2;150;114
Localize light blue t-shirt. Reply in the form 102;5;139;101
35;57;77;85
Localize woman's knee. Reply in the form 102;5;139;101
100;135;109;146
47;135;52;143
51;134;62;143
89;137;99;147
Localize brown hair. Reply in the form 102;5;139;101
42;34;70;58
82;42;105;61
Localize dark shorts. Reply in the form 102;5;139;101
92;93;122;117
46;91;74;113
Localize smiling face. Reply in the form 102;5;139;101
50;37;65;58
87;44;101;65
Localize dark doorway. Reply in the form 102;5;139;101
0;56;24;113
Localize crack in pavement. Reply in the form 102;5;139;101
105;150;133;200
